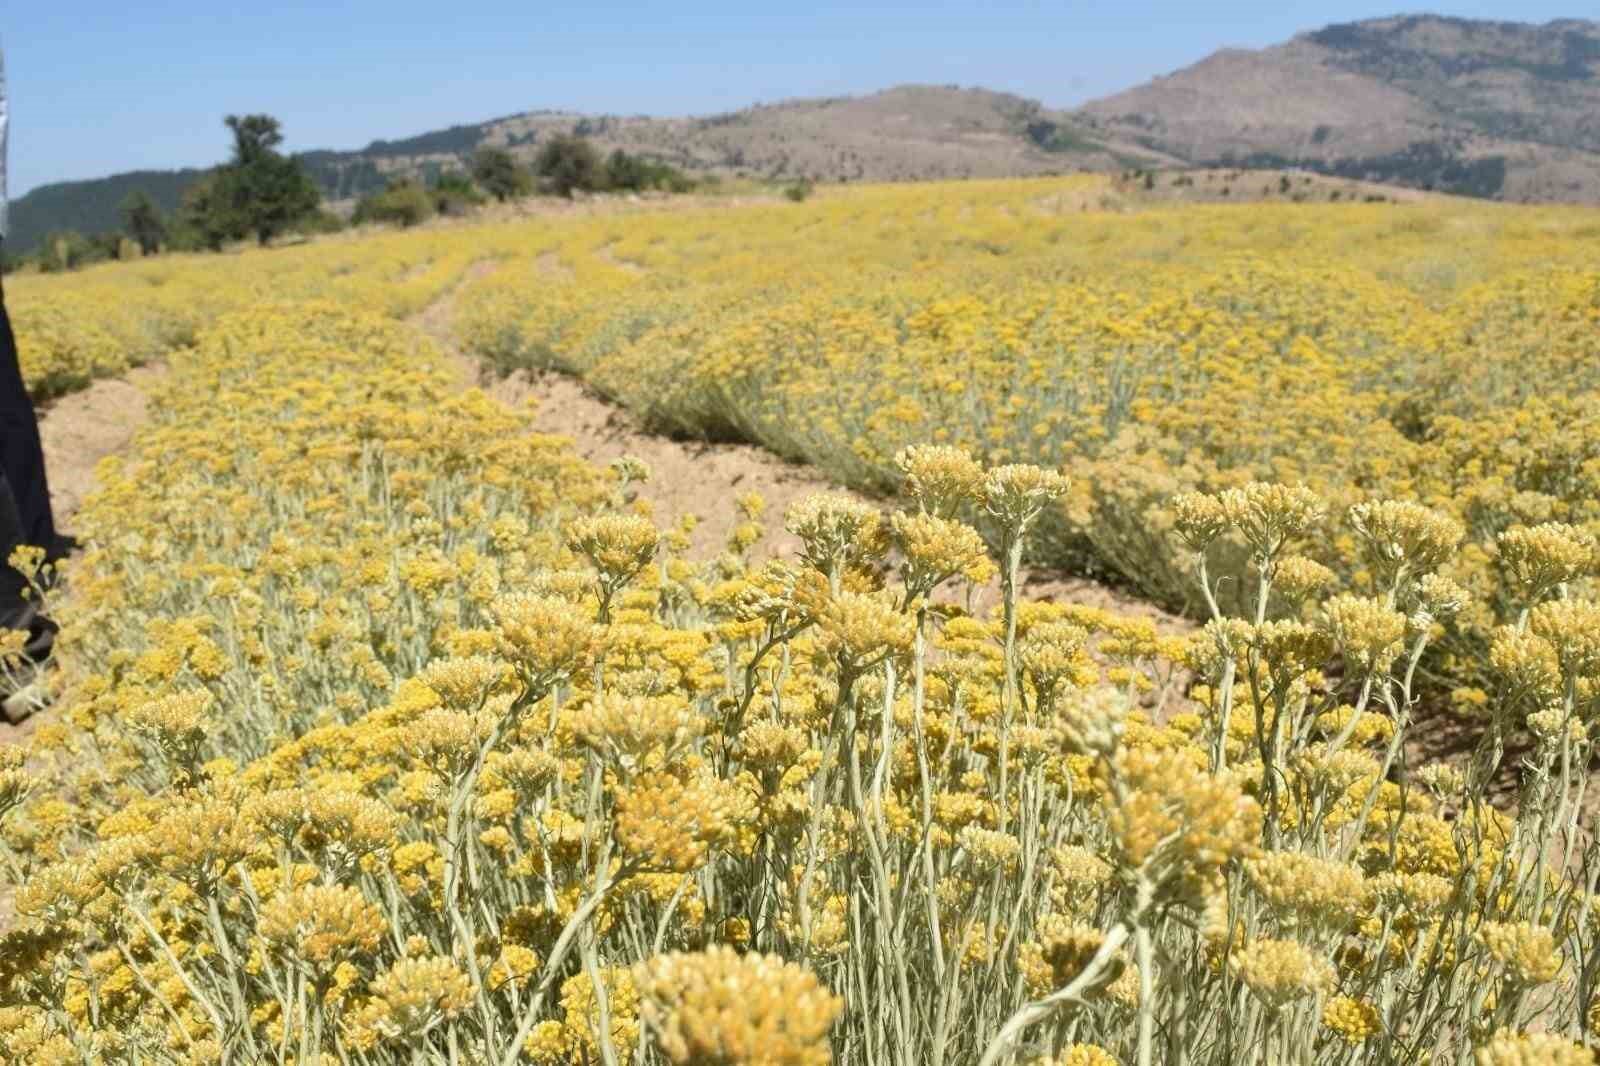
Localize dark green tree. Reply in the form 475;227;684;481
210;115;322;246
471;147;533;202
120;191;168;255
430;170;485;216
352;178;436;229
606;149;647;191
604;150;694;193
171;173;238;252
534;135;603;198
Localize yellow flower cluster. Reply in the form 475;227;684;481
634;947;841;1066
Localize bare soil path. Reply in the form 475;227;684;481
38;365;169;528
415;261;857;566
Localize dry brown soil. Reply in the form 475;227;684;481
418;265;865;566
37;364;169;527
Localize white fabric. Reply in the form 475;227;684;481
1;43;8;240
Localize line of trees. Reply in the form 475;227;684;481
22;122;700;271
28;114;329;271
345;139;697;232
470;138;697;202
475;138;698;201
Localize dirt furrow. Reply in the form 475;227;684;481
38;364;168;527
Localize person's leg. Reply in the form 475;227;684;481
0;467;26;624
1;467;52;723
0;267;70;562
0;466;56;673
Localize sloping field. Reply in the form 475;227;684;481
3;177;1600;1063
452;180;1600;676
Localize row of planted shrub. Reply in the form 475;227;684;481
450;180;1600;704
4;298;1600;1062
8;229;491;403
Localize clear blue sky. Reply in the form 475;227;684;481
4;2;1587;194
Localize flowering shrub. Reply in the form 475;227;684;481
8;229;491;403
451;180;1600;686
2;183;1599;1064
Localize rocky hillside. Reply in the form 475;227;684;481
1075;15;1600;202
303;86;1172;197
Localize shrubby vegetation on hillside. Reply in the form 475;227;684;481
15;128;699;274
1216;144;1509;199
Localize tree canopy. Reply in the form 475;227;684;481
177;115;322;248
120;191;167;255
471;147;533;202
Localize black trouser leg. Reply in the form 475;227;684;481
0;264;64;559
2;467;58;665
0;468;28;622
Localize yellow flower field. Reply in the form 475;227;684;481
2;178;1599;1063
450;180;1600;687
8;229;491;403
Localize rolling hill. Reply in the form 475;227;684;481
1075;14;1600;202
10;14;1600;253
6;87;1168;255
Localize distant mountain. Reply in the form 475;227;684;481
1075;15;1600;201
13;16;1600;253
5;123;499;256
6;168;205;257
6;87;1171;254
450;87;1173;188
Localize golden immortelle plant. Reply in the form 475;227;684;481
3;300;1600;1065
